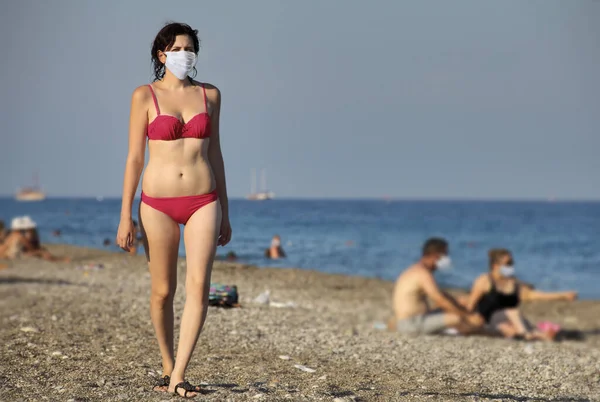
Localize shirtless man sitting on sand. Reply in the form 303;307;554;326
390;237;483;335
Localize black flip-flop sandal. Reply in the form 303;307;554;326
173;381;201;398
152;375;170;392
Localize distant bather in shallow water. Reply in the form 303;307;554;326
265;234;286;259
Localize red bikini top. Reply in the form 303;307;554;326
146;83;211;141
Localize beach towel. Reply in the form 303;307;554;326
208;283;240;307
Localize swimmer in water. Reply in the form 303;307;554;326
265;234;286;259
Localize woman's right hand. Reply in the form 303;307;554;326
466;313;484;328
116;218;134;251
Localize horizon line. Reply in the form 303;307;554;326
1;195;600;203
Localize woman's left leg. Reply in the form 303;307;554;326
503;308;533;336
169;201;221;397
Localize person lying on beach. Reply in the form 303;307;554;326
0;216;70;262
214;251;238;262
465;248;577;341
389;237;483;335
0;220;6;243
265;234;286;259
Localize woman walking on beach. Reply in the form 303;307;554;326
116;22;231;398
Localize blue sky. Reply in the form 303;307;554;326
0;0;598;199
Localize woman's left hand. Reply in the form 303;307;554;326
218;216;232;246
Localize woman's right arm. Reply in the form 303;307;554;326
466;275;488;313
117;87;149;249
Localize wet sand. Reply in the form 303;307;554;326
0;244;598;401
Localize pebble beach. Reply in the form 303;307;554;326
1;244;599;401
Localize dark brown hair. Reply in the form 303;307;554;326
23;228;41;250
151;22;200;81
422;237;448;257
488;248;512;270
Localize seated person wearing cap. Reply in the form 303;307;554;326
0;220;7;243
0;216;70;262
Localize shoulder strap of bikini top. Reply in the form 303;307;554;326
202;84;208;113
147;84;160;115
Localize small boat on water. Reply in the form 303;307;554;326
15;173;46;202
246;191;275;201
15;188;46;202
246;168;275;201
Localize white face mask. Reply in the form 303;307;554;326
499;265;515;278
271;239;281;248
164;51;197;80
436;255;452;271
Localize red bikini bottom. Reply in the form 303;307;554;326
141;189;218;225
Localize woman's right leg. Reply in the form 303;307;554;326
441;313;482;335
489;310;519;338
140;202;181;379
496;322;518;338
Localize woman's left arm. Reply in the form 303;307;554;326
520;284;577;302
207;85;232;246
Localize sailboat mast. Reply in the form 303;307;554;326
260;169;267;192
250;168;257;194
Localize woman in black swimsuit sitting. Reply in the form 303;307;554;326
466;248;577;340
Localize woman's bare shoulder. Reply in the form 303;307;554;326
192;80;220;99
131;84;153;101
474;273;490;287
133;84;152;99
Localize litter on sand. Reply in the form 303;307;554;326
294;364;316;373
